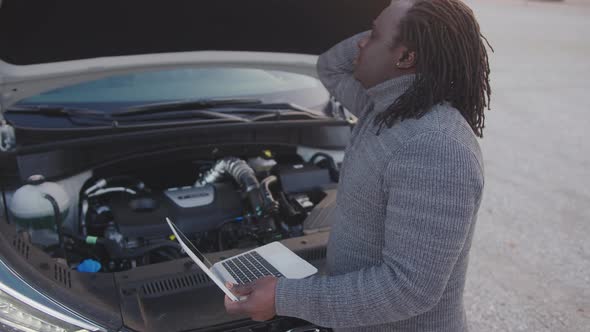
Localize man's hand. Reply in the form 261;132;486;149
224;276;278;321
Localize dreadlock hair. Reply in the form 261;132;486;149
374;0;492;138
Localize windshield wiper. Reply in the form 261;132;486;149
6;105;115;126
113;98;263;116
6;104;249;126
232;102;324;118
7;105;107;118
7;101;331;127
115;99;326;120
111;109;249;123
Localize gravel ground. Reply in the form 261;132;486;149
462;1;590;331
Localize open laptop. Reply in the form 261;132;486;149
165;217;317;301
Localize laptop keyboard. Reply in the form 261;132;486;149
222;251;283;284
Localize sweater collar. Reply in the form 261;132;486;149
366;74;416;110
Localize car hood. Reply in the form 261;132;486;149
0;0;389;108
0;52;322;109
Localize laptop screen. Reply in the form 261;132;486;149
168;220;214;269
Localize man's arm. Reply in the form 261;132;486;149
317;32;371;118
274;131;484;328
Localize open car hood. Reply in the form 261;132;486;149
0;0;389;108
0;52;322;108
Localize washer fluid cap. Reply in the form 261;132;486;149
78;259;102;273
27;174;46;185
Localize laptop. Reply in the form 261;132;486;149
165;217;317;301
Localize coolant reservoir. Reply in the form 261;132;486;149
8;175;70;248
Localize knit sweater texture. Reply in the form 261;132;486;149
274;33;485;332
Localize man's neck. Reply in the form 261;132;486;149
366;74;416;111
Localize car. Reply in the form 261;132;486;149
0;1;388;331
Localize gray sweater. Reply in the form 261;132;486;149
275;33;484;332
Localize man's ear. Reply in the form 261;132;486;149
396;49;416;69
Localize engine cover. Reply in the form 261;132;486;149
109;183;243;239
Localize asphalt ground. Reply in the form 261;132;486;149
461;1;590;331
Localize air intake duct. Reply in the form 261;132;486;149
196;158;265;216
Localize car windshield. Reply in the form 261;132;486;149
15;68;329;112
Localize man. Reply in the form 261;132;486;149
225;0;491;331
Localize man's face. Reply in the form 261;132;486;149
354;0;413;89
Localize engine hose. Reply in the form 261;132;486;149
196;157;265;216
261;176;279;214
83;176;146;196
87;187;137;198
310;152;340;182
43;194;68;261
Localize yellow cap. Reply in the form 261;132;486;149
263;150;273;158
169;235;176;241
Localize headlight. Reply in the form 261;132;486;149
0;287;92;332
0;259;104;332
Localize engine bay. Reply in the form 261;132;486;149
8;149;340;273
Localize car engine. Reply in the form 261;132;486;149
68;155;336;272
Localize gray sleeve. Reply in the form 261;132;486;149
316;32;371;117
274;131;484;328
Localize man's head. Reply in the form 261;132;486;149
354;0;492;137
353;0;415;88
